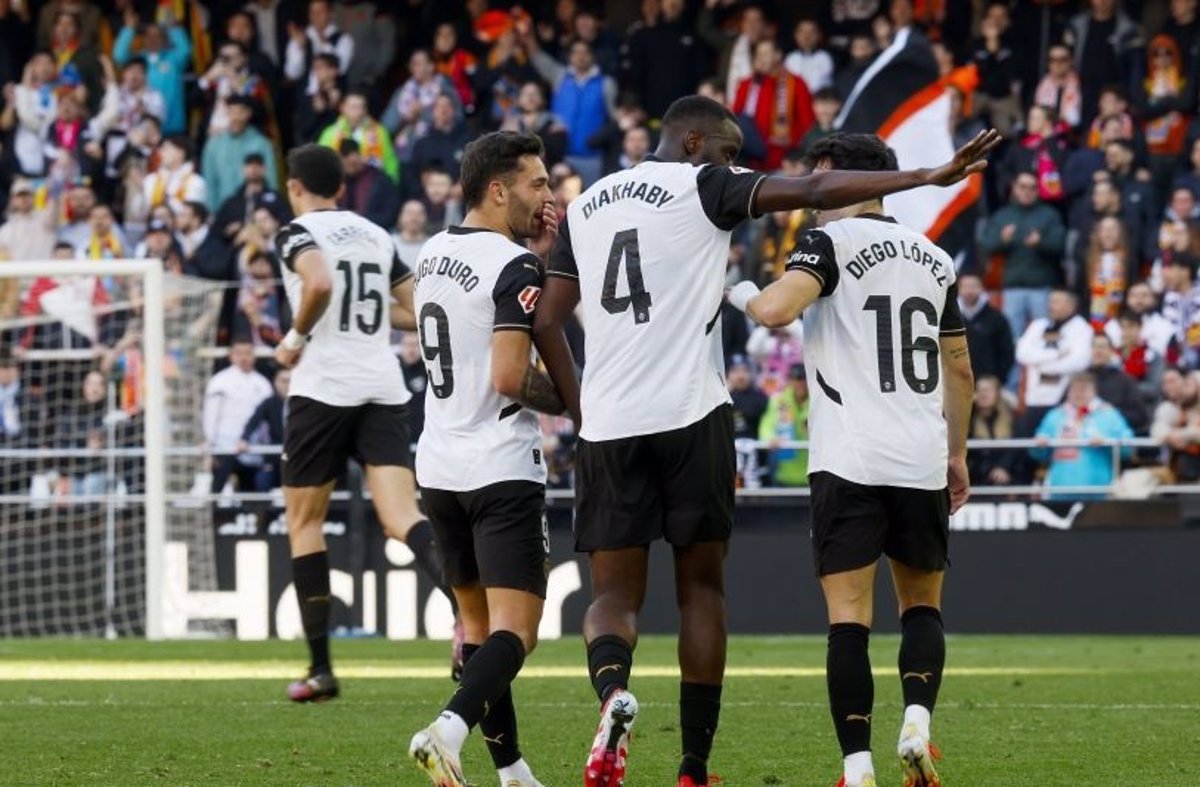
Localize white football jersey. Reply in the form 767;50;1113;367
275;210;412;408
412;226;547;491
549;158;767;441
791;215;965;490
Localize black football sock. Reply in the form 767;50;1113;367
587;634;633;703
899;605;945;712
292;552;332;673
404;520;455;609
462;643;522;769
445;630;525;730
828;622;874;756
679;681;722;784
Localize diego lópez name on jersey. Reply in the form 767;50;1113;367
412;226;547;492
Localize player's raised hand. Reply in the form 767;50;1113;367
925;129;1002;187
528;201;558;259
947;455;970;514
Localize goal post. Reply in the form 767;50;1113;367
0;259;223;639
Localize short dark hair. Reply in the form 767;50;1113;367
661;95;737;134
1117;308;1142;324
313;53;340;70
164;134;193;160
813;87;841;103
287;144;344;198
123;56;148;72
53;241;75;253
0;353;16;369
338;138;361;156
1100;84;1128;103
459;131;545;209
182;200;209;224
803;133;898;172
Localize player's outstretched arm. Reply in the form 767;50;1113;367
492;329;566;415
941;334;974;513
275;248;333;369
753;129;1001;213
728;270;822;328
531;275;582;426
389;276;417;331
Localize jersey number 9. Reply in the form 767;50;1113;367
419;302;454;399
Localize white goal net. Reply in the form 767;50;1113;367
0;260;225;638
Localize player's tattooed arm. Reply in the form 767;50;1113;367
940;334;974;513
517;365;567;415
532;276;583;426
754;129;1001;212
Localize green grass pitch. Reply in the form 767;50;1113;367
1;635;1197;785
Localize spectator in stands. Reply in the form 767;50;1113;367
1063;0;1142;128
1151;367;1200;481
1017;288;1094;431
1160;0;1200;74
1089;332;1150;434
236;249;286;349
393;200;428;267
54;368;111;497
758;362;810;488
10;53;60;176
1140;36;1191;195
48;11;101;114
143;135;206;215
417;167;461;233
397;331;427;440
1034;44;1082;130
79;203;128;266
798;88;841;154
245;0;287;66
201;96;277;212
177;201;230;281
1032;371;1134;496
114;6;191;135
1174;137;1200;199
1114;309;1166;404
572;9;620;77
785;18;834;95
999;104;1068;207
198;40;272;139
618;126;650;171
625;0;705;120
499;81;568;167
35;0;99;51
971;1;1022;138
980;171;1067;338
432;22;477;113
212;153;288;244
56;181;96;250
0;179;57;268
968;375;1018;487
476;24;539;127
697;78;766;167
698;1;768;101
959;272;1015;383
747;321;803;393
338;139;399;231
284;0;353;98
334;0;395;95
385;49;460;165
292;53;342;144
1160;254;1200;367
115;57;165;132
1101;140;1158;249
1069;178;1143;285
587;91;648;177
236;366;288;491
409;94;471;186
223;10;278;86
319;91;398;182
732;38;814;171
45;91;99;187
835;34;878;101
1085;86;1138;151
1080;216;1136;329
1105;281;1176;359
134;217;176;261
728;354;767;441
204;339;272;495
529;37;615;186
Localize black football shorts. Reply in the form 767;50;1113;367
573;404;735;552
808;471;950;576
420;481;550;597
282;396;413;487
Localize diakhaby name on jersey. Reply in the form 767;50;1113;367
414;254;481;292
580;179;675;220
843;238;948;286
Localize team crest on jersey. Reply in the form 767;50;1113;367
729;166;755;174
518;285;542;314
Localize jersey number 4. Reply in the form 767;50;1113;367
863;295;939;394
602;229;652;324
336;260;383;335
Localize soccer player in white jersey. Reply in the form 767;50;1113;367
407;132;566;787
532;95;997;787
728;134;976;787
272;145;455;703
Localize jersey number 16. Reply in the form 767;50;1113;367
863;295;939;395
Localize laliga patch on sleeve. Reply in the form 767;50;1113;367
518;285;542;314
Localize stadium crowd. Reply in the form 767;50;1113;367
3;0;1200;498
